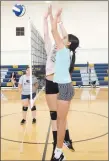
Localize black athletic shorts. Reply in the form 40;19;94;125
45;79;59;94
21;93;36;100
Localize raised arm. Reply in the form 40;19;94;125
44;10;52;54
57;15;68;39
49;5;64;50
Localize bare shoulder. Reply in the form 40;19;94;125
57;46;68;52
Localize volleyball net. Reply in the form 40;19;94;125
28;19;47;106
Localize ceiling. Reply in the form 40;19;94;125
1;1;77;5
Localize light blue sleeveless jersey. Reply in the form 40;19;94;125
53;47;71;84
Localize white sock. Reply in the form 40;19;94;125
54;147;62;159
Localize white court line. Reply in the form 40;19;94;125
74;86;108;89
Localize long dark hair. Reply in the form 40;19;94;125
11;72;16;78
68;34;79;73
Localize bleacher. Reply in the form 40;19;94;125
71;64;87;86
94;64;108;86
1;64;108;87
1;65;28;87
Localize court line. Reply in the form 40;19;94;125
1;110;108;118
19;86;45;153
72;132;108;143
1;132;108;145
42;120;51;161
0;111;52;118
0;112;22;118
70;110;108;119
1;110;108;144
1;138;45;144
1;97;108;102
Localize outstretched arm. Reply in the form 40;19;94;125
43;10;52;54
58;15;68;39
49;5;64;50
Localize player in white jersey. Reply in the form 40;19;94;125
18;67;38;125
44;6;79;161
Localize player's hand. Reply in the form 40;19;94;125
44;5;52;19
48;4;52;15
55;8;62;18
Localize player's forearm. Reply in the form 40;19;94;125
50;12;58;32
18;84;22;92
59;22;68;38
44;18;49;41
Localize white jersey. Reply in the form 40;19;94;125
19;75;38;95
45;44;57;76
45;44;73;76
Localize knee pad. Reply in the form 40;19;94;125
23;106;28;111
50;111;57;120
31;106;36;111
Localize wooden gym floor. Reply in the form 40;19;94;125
1;87;108;160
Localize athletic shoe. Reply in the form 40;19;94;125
63;139;75;151
32;118;36;124
51;153;65;161
20;119;26;125
51;142;57;160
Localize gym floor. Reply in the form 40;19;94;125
1;87;108;160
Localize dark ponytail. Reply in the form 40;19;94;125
68;34;79;74
69;51;76;73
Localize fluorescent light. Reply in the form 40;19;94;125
45;1;52;3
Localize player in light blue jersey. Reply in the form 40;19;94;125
48;6;79;161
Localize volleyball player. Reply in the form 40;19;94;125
44;6;79;161
48;6;79;160
18;67;38;125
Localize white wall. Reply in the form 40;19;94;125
1;1;30;65
76;48;108;64
1;1;108;65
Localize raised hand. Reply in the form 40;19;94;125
44;5;52;19
48;5;54;22
55;8;62;18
